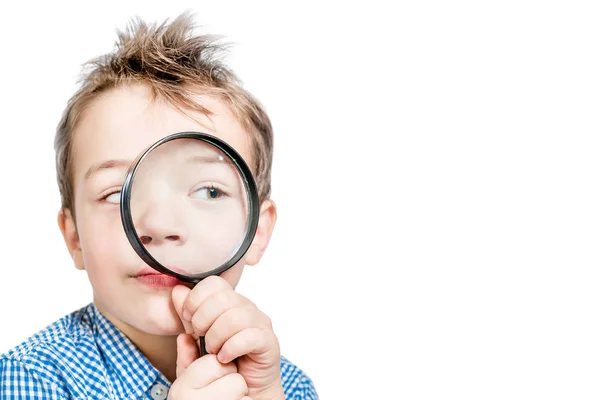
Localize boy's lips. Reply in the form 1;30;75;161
133;267;185;289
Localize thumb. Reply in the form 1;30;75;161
172;285;194;334
176;333;200;378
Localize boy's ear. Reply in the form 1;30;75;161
57;209;85;271
244;199;277;266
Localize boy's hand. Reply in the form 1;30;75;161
168;333;251;399
172;276;285;400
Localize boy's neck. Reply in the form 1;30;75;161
94;301;178;383
123;326;178;383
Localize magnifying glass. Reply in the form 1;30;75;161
120;131;260;354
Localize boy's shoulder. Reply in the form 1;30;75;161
279;355;319;399
2;304;93;358
0;304;99;398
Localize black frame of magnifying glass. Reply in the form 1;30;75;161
120;131;260;284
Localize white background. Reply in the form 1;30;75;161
0;0;599;398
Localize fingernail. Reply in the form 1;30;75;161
182;309;191;321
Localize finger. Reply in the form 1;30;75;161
176;334;200;378
204;307;267;355
189;289;251;337
198;372;248;399
172;285;194;334
181;275;233;321
176;353;237;389
218;328;275;364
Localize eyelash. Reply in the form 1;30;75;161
99;188;121;202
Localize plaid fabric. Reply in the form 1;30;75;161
0;303;317;399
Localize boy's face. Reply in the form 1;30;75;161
58;84;275;336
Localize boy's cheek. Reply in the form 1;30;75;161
79;216;139;273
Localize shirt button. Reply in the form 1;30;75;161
150;383;168;400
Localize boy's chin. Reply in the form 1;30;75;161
137;319;185;336
95;288;186;337
132;296;186;336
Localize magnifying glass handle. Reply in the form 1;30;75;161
197;336;208;357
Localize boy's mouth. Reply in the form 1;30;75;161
133;267;185;289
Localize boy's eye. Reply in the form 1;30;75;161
104;191;121;204
190;187;225;200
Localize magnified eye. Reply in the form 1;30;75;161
191;186;226;200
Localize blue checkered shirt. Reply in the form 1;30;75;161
0;303;317;399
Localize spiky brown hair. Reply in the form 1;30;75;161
55;12;273;216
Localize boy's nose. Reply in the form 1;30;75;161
139;233;181;245
134;202;189;246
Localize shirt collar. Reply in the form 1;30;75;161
86;303;167;398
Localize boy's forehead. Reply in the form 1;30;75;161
71;84;252;182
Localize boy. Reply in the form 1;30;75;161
0;13;317;400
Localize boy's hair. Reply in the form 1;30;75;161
55;12;273;216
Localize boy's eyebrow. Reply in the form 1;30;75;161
84;159;131;180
